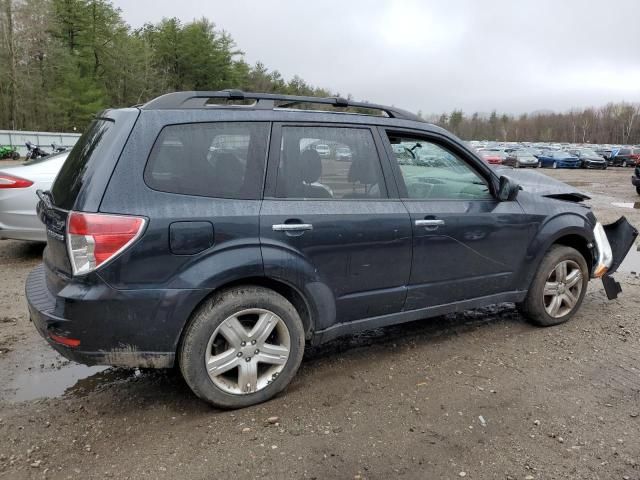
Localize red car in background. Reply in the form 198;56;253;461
478;149;507;166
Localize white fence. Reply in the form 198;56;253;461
0;130;81;157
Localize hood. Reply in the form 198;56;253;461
494;166;590;202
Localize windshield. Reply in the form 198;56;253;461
580;149;599;157
481;150;506;158
514;149;536;156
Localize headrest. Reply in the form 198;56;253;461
211;152;244;193
348;155;378;185
301;149;323;183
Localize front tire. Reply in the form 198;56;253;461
552;161;558;169
519;246;588;327
179;286;305;408
636;186;640;195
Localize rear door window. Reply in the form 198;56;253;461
144;122;269;199
275;126;387;199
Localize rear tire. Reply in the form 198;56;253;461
552;161;558;169
518;246;588;327
179;286;305;408
636;186;640;196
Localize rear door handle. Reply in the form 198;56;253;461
415;219;445;227
272;223;313;232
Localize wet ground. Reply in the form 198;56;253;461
1;167;639;479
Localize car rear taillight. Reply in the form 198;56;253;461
0;173;33;189
67;211;146;276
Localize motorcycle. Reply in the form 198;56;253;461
24;141;49;161
0;145;20;160
51;143;67;153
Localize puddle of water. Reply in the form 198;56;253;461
0;336;144;402
618;244;640;274
4;364;109;402
611;202;640;209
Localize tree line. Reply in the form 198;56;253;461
0;0;332;132
427;103;640;145
1;0;639;145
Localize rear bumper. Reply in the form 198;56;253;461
0;211;46;241
25;264;207;368
0;226;46;242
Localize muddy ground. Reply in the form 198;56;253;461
0;167;639;480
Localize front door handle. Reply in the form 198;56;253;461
415;219;445;227
272;223;314;232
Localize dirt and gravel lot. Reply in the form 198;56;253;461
0;167;639;480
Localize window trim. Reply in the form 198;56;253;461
142;121;271;200
263;122;395;201
378;127;499;201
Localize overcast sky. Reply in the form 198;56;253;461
111;0;640;116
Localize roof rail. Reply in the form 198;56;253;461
140;90;422;122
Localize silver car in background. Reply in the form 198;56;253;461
503;148;540;168
0;152;68;242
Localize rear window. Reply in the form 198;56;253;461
51;119;113;209
144;122;269;199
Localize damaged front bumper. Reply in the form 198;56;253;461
592;217;638;299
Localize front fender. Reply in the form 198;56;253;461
519;212;595;287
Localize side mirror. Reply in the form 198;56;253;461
498;175;520;201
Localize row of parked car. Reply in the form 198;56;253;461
473;142;640;170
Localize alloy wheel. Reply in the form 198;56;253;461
205;308;291;395
543;260;583;318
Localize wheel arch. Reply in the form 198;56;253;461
552;233;593;271
520;213;595;288
174;276;317;366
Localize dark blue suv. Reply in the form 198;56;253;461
27;91;637;408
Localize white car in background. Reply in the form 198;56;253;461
0;152;69;242
314;143;331;157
